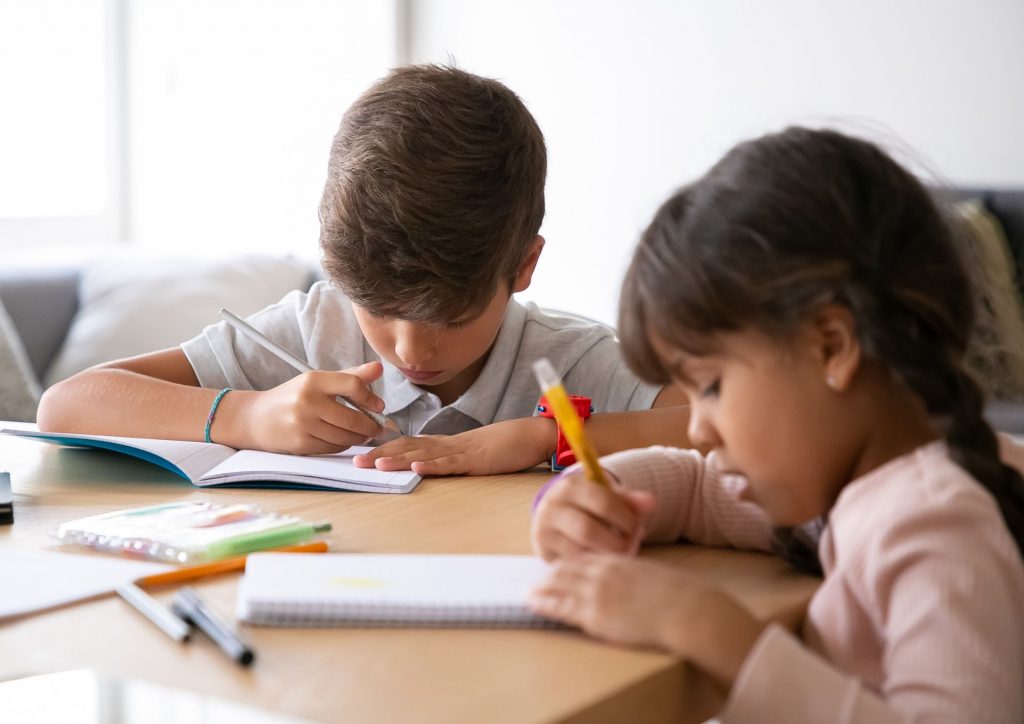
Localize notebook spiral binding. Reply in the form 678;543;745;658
247;600;563;629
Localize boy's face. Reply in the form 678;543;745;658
350;234;545;402
352;284;512;398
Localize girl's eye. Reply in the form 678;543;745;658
700;379;721;398
447;321;465;331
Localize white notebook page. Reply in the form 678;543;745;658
238;553;554;626
0;548;171;620
201;447;418;489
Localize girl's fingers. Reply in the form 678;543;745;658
528;589;585;626
555;506;633;554
534;528;588;562
558;478;642;540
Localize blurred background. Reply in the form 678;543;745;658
2;0;1023;325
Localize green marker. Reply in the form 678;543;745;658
203;521;332;560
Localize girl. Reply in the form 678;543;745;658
528;128;1024;722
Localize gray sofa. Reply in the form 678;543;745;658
0;265;322;392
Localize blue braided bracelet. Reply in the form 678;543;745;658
204;387;233;444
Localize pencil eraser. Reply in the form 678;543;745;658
0;472;12;525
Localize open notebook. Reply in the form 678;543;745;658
237;553;559;628
1;428;420;494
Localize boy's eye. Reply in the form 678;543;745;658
700;379;721;398
446;321;465;331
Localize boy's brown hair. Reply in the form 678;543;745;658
319;64;547;322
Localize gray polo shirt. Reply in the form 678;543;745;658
182;281;659;436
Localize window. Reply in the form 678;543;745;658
0;0;123;247
0;0;402;255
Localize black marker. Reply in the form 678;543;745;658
171;586;255;666
0;472;12;525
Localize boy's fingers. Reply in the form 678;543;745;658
289;431;353;456
343;360;384;383
308;418;372;449
409;454;467;476
339;362;386;409
351;437;416;466
312;369;386;412
315;398;382;440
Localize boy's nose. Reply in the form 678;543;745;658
393;322;436;367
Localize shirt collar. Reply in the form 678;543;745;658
378;298;529;426
381;362;431;416
448;298;527;425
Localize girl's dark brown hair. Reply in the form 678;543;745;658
620;127;1024;574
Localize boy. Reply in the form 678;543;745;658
38;65;686;475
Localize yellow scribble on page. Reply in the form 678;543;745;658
329;577;386;588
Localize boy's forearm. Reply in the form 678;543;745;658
586;406;692;455
37;369;247;443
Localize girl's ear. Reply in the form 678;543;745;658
812;304;862;392
512;236;545;293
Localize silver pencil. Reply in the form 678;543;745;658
218;308;401;441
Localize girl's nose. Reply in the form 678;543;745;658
686;404;719;451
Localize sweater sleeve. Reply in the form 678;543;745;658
720;496;1024;724
719;625;905;724
598;446;774;552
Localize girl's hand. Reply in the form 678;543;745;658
529;554;764;687
352;417;555;476
531;471;655;561
227;362;387;454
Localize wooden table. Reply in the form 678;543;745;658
0;434;820;723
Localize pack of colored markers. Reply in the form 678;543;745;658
55;501;330;564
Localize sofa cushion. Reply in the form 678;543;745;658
44;254;313;387
0;297;42;421
0;266;79;382
956;199;1024;402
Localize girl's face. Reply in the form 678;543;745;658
665;326;860;526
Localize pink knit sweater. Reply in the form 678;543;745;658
597;438;1024;723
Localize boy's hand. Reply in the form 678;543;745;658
351;417;555;476
531;471;655;561
528;554;763;686
237;362;387;455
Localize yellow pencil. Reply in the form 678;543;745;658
136;540;329;588
532;358;608;487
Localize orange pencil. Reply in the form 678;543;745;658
137;540;329;588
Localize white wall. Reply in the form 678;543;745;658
409;0;1024;325
127;0;400;259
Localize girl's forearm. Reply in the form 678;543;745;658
659;589;765;689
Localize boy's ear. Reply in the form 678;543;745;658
811;304;862;392
511;236;545;294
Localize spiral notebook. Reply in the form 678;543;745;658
237;553;559;628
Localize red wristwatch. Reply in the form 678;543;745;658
535;395;594;471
